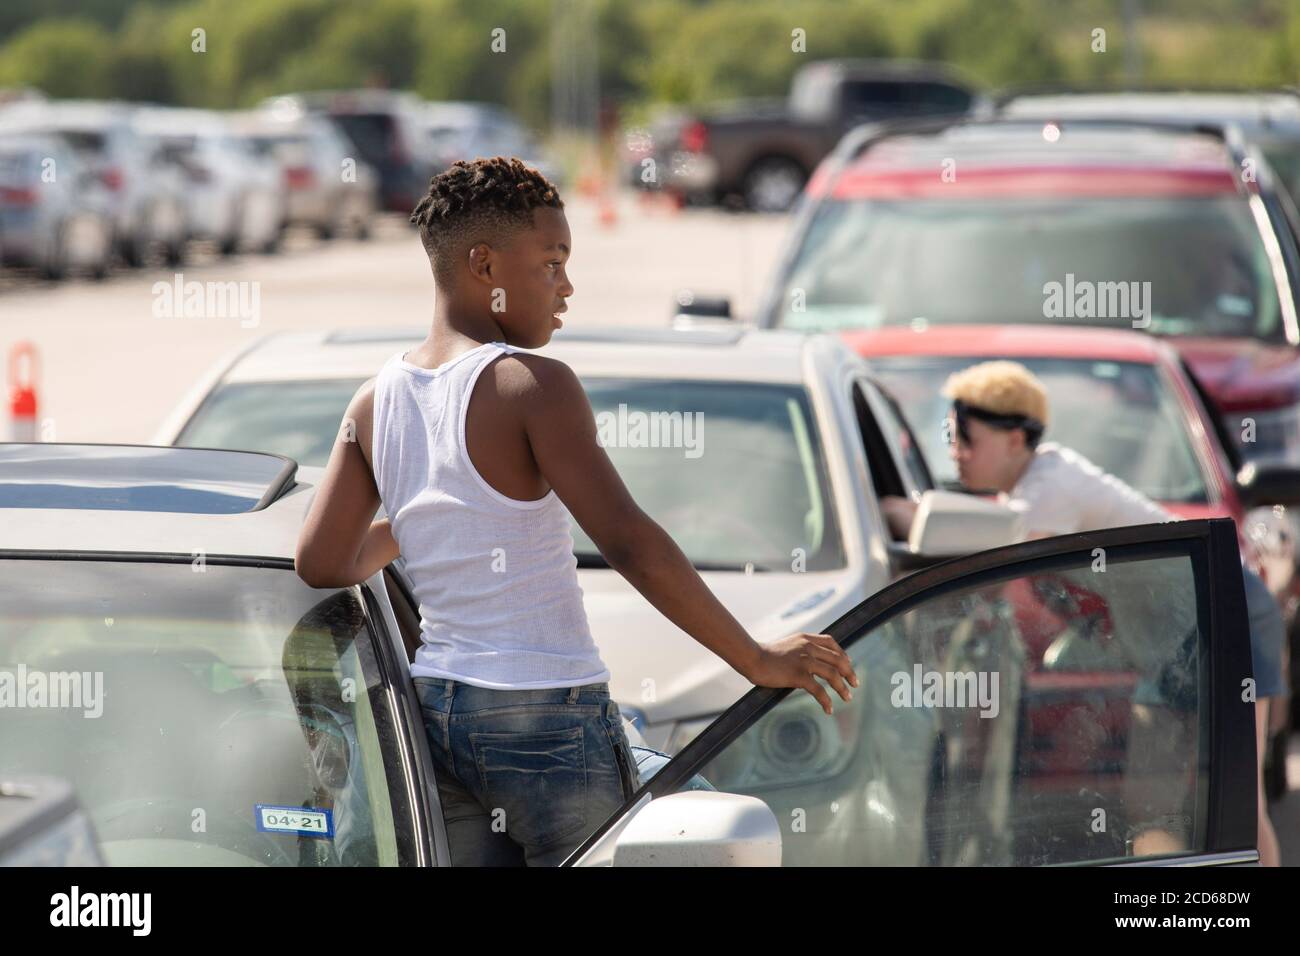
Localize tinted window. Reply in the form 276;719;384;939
331;114;396;166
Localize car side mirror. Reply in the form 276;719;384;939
672;294;733;328
612;791;781;866
907;489;1023;559
1237;462;1300;509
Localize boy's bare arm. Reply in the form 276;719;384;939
509;356;858;712
296;379;400;588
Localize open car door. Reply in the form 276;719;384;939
566;518;1257;866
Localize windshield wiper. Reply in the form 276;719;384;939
574;552;772;573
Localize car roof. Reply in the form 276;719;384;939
998;91;1300;134
0;445;321;560
217;326;817;386
819;119;1240;199
844;323;1175;366
132;107;229;135
0;100;136;131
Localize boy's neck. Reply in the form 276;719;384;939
425;296;507;353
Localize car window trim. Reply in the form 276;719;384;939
357;580;442;866
861;374;936;492
0;548;433;866
563;517;1255;865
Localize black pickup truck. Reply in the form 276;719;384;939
631;59;980;212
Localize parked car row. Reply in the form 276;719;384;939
0;90;558;282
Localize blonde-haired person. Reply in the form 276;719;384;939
880;359;1282;865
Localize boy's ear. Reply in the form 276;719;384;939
468;241;494;283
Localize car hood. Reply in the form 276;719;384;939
578;566;865;728
1171;336;1300;412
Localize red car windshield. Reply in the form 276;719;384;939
775;194;1285;342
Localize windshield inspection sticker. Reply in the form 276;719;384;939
255;805;334;838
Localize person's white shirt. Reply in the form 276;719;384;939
1000;442;1175;538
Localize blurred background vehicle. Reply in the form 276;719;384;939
632;59;979;212
0;99;188;268
262;90;436;215
754;116;1300;528
421;100;563;185
0;131;112;280
133;107;285;256
231;109;378;241
748;114;1300;735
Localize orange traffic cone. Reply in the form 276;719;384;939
8;341;38;442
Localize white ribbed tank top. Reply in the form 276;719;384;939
371;341;609;689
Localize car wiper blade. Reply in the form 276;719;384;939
573;552;772;572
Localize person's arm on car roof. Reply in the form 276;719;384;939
296;379;399;589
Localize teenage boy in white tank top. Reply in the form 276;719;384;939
296;157;857;866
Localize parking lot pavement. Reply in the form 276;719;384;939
0;192;788;444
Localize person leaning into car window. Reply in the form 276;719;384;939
880;360;1284;866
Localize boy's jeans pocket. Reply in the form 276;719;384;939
469;725;588;846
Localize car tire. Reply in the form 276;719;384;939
41;226;67;281
119;236;145;269
164;237;186;267
741;156;807;213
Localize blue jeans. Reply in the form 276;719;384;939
413;677;639;866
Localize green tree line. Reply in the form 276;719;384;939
3;0;1300;127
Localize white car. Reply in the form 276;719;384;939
0;442;1260;865
132;107;285;255
229;110;379;241
0;99;189;267
156;326;970;753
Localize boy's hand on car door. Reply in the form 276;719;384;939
747;633;858;715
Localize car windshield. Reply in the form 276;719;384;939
178;377;847;572
574;379;845;572
776;196;1285;342
867;356;1210;503
0;559;407;866
178;379;365;468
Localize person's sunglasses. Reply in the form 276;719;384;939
952;399;1044;447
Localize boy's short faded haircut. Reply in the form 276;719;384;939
409;156;563;286
942;360;1051;426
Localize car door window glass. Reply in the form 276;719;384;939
673;550;1206;865
0;559;409;867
